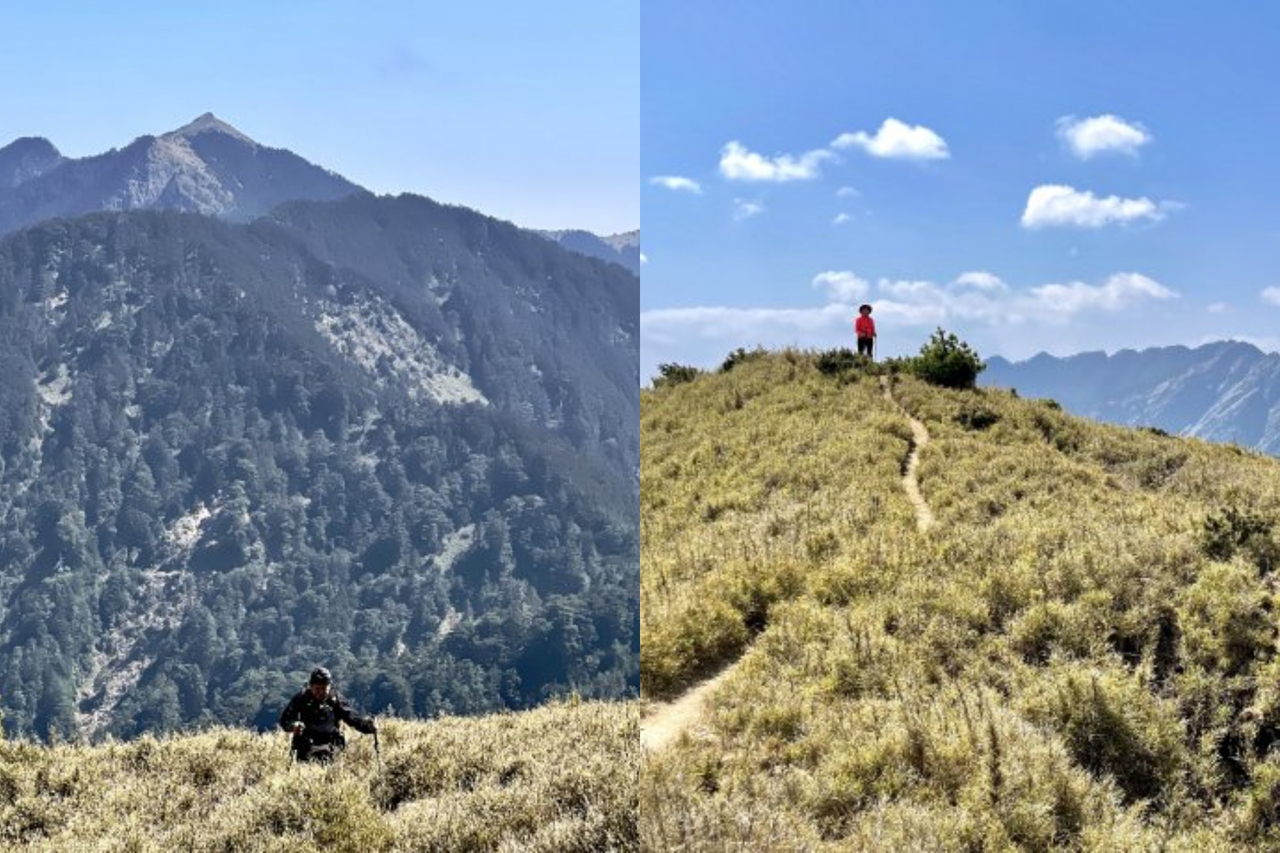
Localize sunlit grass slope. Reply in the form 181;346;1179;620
642;350;1280;850
0;699;636;852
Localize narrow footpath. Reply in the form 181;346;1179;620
882;376;935;532
640;663;737;752
641;377;938;754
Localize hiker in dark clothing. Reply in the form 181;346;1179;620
279;667;377;763
855;304;876;359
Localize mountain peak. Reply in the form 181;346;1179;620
0;136;61;158
0;115;367;234
0;135;65;189
535;228;642;275
163;113;256;145
601;230;640;251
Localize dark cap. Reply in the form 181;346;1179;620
309;667;332;685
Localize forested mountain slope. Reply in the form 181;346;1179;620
642;350;1280;850
0;195;638;740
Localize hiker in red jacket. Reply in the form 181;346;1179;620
854;304;876;359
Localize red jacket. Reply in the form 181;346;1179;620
855;315;876;338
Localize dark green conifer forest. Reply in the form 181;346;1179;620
0;197;639;740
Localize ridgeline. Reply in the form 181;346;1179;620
641;348;1280;850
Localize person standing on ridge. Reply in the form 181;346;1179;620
855;304;876;359
279;667;377;763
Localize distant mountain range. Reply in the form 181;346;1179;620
537;229;641;275
0;115;640;264
0;114;362;234
983;341;1280;454
0;117;639;740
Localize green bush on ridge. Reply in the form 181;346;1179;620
814;347;862;376
653;362;701;388
905;328;986;390
721;346;768;373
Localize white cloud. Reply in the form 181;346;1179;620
719;140;832;182
1207;302;1228;314
878;278;939;299
1021;184;1169;229
812;270;869;301
640;252;649;265
1029;273;1176;316
649;175;703;194
641;303;853;348
643;271;1177;349
732;198;765;221
954;271;1008;291
1057;114;1152;159
867;298;951;326
832;212;852;225
832;118;950;160
643;271;1183;378
836;186;860;198
1262;286;1280;307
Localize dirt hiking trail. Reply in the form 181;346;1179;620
642;376;938;753
882;376;935;532
641;663;736;752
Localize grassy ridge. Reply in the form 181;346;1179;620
0;699;636;852
642;351;1280;850
642;353;911;698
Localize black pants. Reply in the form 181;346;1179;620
857;337;874;357
293;733;345;763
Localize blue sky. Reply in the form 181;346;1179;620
642;1;1280;381
0;1;638;234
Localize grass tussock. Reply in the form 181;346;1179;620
0;699;637;852
642;349;1280;849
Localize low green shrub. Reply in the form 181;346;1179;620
906;328;985;390
1201;506;1279;572
1020;667;1186;804
1178;560;1272;675
815;348;861;376
654;363;701;388
721;346;768;373
956;402;1000;431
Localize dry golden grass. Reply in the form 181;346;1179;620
642;351;1280;850
0;699;637;852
